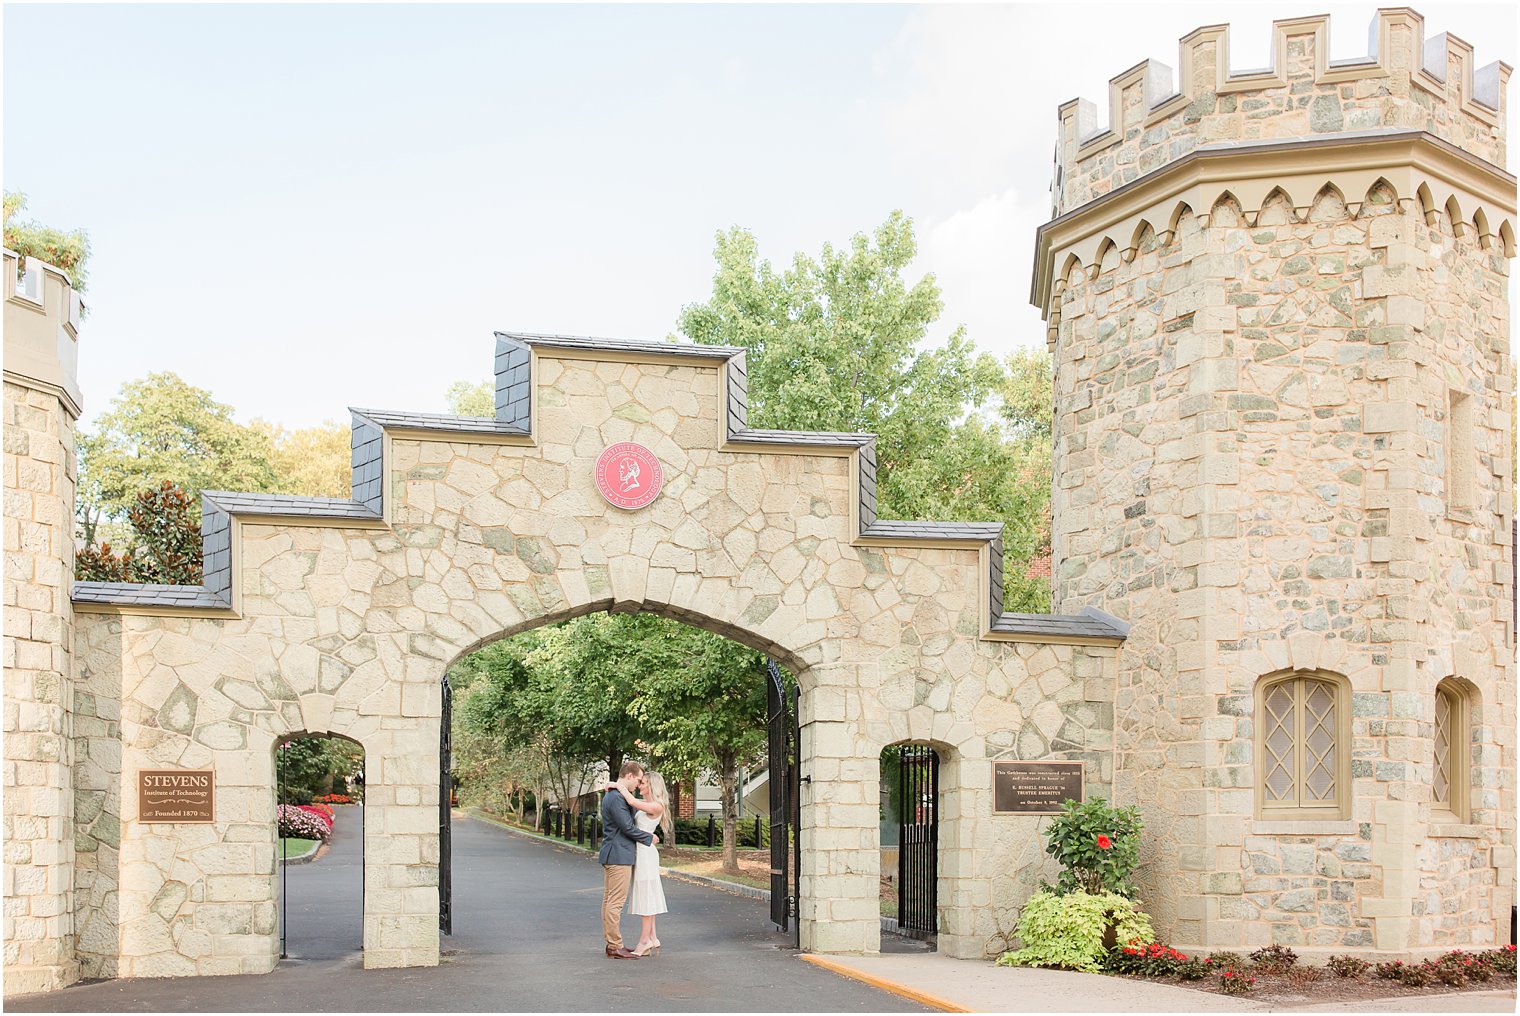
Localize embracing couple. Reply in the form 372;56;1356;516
598;760;671;959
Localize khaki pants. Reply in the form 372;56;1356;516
602;864;633;949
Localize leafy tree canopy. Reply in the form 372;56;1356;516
446;381;494;417
77;372;279;542
678;212;1052;610
3;192;90;291
254;420;352;499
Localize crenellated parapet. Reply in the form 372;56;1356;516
1051;8;1511;217
1032;8;1516;347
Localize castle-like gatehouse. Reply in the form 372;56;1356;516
3;7;1514;994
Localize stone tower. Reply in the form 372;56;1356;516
3;249;85;993
1033;8;1515;954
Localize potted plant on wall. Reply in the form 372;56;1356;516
997;797;1150;972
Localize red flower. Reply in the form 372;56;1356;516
1096;834;1113;850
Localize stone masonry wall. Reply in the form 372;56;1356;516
3;379;81;993
73;352;1118;973
1050;183;1513;952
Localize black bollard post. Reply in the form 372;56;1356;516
754;816;762;849
577;812;585;845
707;813;716;848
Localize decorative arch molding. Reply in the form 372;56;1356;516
1031;128;1518;335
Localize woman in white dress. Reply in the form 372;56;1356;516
609;771;671;957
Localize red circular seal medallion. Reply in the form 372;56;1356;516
594;442;663;510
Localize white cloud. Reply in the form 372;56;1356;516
916;188;1051;357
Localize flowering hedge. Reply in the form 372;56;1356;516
278;804;332;841
306;802;335;819
312;793;352;805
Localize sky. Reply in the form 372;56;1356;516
5;2;1515;431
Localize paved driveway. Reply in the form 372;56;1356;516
11;811;922;1012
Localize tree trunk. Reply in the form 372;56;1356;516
718;750;740;875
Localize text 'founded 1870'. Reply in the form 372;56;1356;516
992;760;1084;815
138;769;216;823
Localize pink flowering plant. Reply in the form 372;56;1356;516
278;804;331;841
1042;797;1143;897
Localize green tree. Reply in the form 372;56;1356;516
678;212;1053;611
255;419;353;499
625;620;767;874
276;736;364;804
77;372;279;543
445;380;494;417
3;192;90;291
76;480;203;584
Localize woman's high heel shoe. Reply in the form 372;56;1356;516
632;940;658;958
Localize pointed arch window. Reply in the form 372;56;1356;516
1256;674;1350;820
1433;680;1470;822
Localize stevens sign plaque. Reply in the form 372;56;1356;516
992;761;1084;815
138;769;215;823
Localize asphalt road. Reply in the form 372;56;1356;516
11;810;923;1012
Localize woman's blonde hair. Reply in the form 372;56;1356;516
645;772;674;843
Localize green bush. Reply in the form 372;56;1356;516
1249;943;1298;973
1398;963;1436;988
1326;954;1370;978
1480;945;1516;977
1176;956;1210;980
1041;797;1144;897
1205;950;1244;970
1218;968;1257;995
1102;940;1189;977
996;890;1154;973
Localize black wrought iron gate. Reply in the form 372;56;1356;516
765;658;801;944
439;674;453;935
897;745;939;941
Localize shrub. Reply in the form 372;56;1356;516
1218;969;1256;995
278;804;330;841
1205;951;1244;970
1249;943;1299;974
306;802;335;819
1480;945;1517;977
1283;965;1321;990
997;890;1154;973
1373;960;1405;980
1104;941;1189;977
1175;956;1210;980
1426;957;1466;988
1041;798;1144;897
1326;954;1370;978
1398;963;1436;988
313;793;352;805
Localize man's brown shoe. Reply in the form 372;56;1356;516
605;946;639;959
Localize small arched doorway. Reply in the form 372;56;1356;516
880;743;940;949
275;733;366;961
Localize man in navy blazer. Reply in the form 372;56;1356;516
600;760;655;958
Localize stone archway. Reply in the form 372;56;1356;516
69;332;1127;975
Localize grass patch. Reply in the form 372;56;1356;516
280;837;319;860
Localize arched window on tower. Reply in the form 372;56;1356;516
1433;679;1471;822
1256;673;1351;820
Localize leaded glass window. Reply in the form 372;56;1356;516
1258;676;1346;818
1433;681;1469;821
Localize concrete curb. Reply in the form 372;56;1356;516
660;867;770;901
282;840;322;865
799;954;972;1013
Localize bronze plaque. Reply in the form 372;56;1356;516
992;761;1084;815
138;769;215;823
